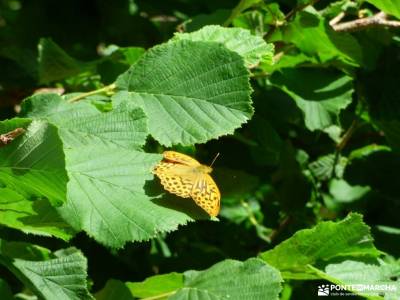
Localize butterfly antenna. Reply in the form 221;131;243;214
209;152;220;167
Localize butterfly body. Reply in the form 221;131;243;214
152;151;220;217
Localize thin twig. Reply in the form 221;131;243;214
0;128;25;147
268;216;292;243
332;11;400;32
329;11;346;26
336;120;358;152
329;120;359;179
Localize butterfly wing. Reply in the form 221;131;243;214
153;162;195;198
153;151;221;217
191;174;220;217
163;151;201;167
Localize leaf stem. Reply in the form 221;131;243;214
268;215;291;243
241;200;259;226
336;120;358;152
240;200;271;243
142;291;177;300
67;83;116;103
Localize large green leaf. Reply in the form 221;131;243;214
365;0;400;19
115;39;253;146
174;25;274;67
260;213;381;279
21;93;196;247
0;118;68;206
0;241;92;300
270;68;353;131
57;145;192;246
128;258;282;300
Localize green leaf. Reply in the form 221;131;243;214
281;10;362;66
348;144;391;160
58;146;191;247
270;68;353;131
309;154;347;181
22;93;195;247
0;242;92;300
0;240;52;260
115;39;253;146
321;259;400;299
112;47;145;65
38;38;94;84
260;213;381;279
174;25;274;67
262;50;318;73
128;258;282;300
127;272;183;298
365;0;400;19
0;187;74;240
96;279;134;300
226;0;264;26
329;179;371;203
376;225;400;235
173;258;282;300
0;118;68;206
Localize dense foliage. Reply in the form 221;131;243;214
1;0;400;299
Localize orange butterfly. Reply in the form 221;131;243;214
152;151;220;217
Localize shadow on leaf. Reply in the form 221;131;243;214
144;178;210;220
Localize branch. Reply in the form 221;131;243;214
332;11;400;32
0;128;25;147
